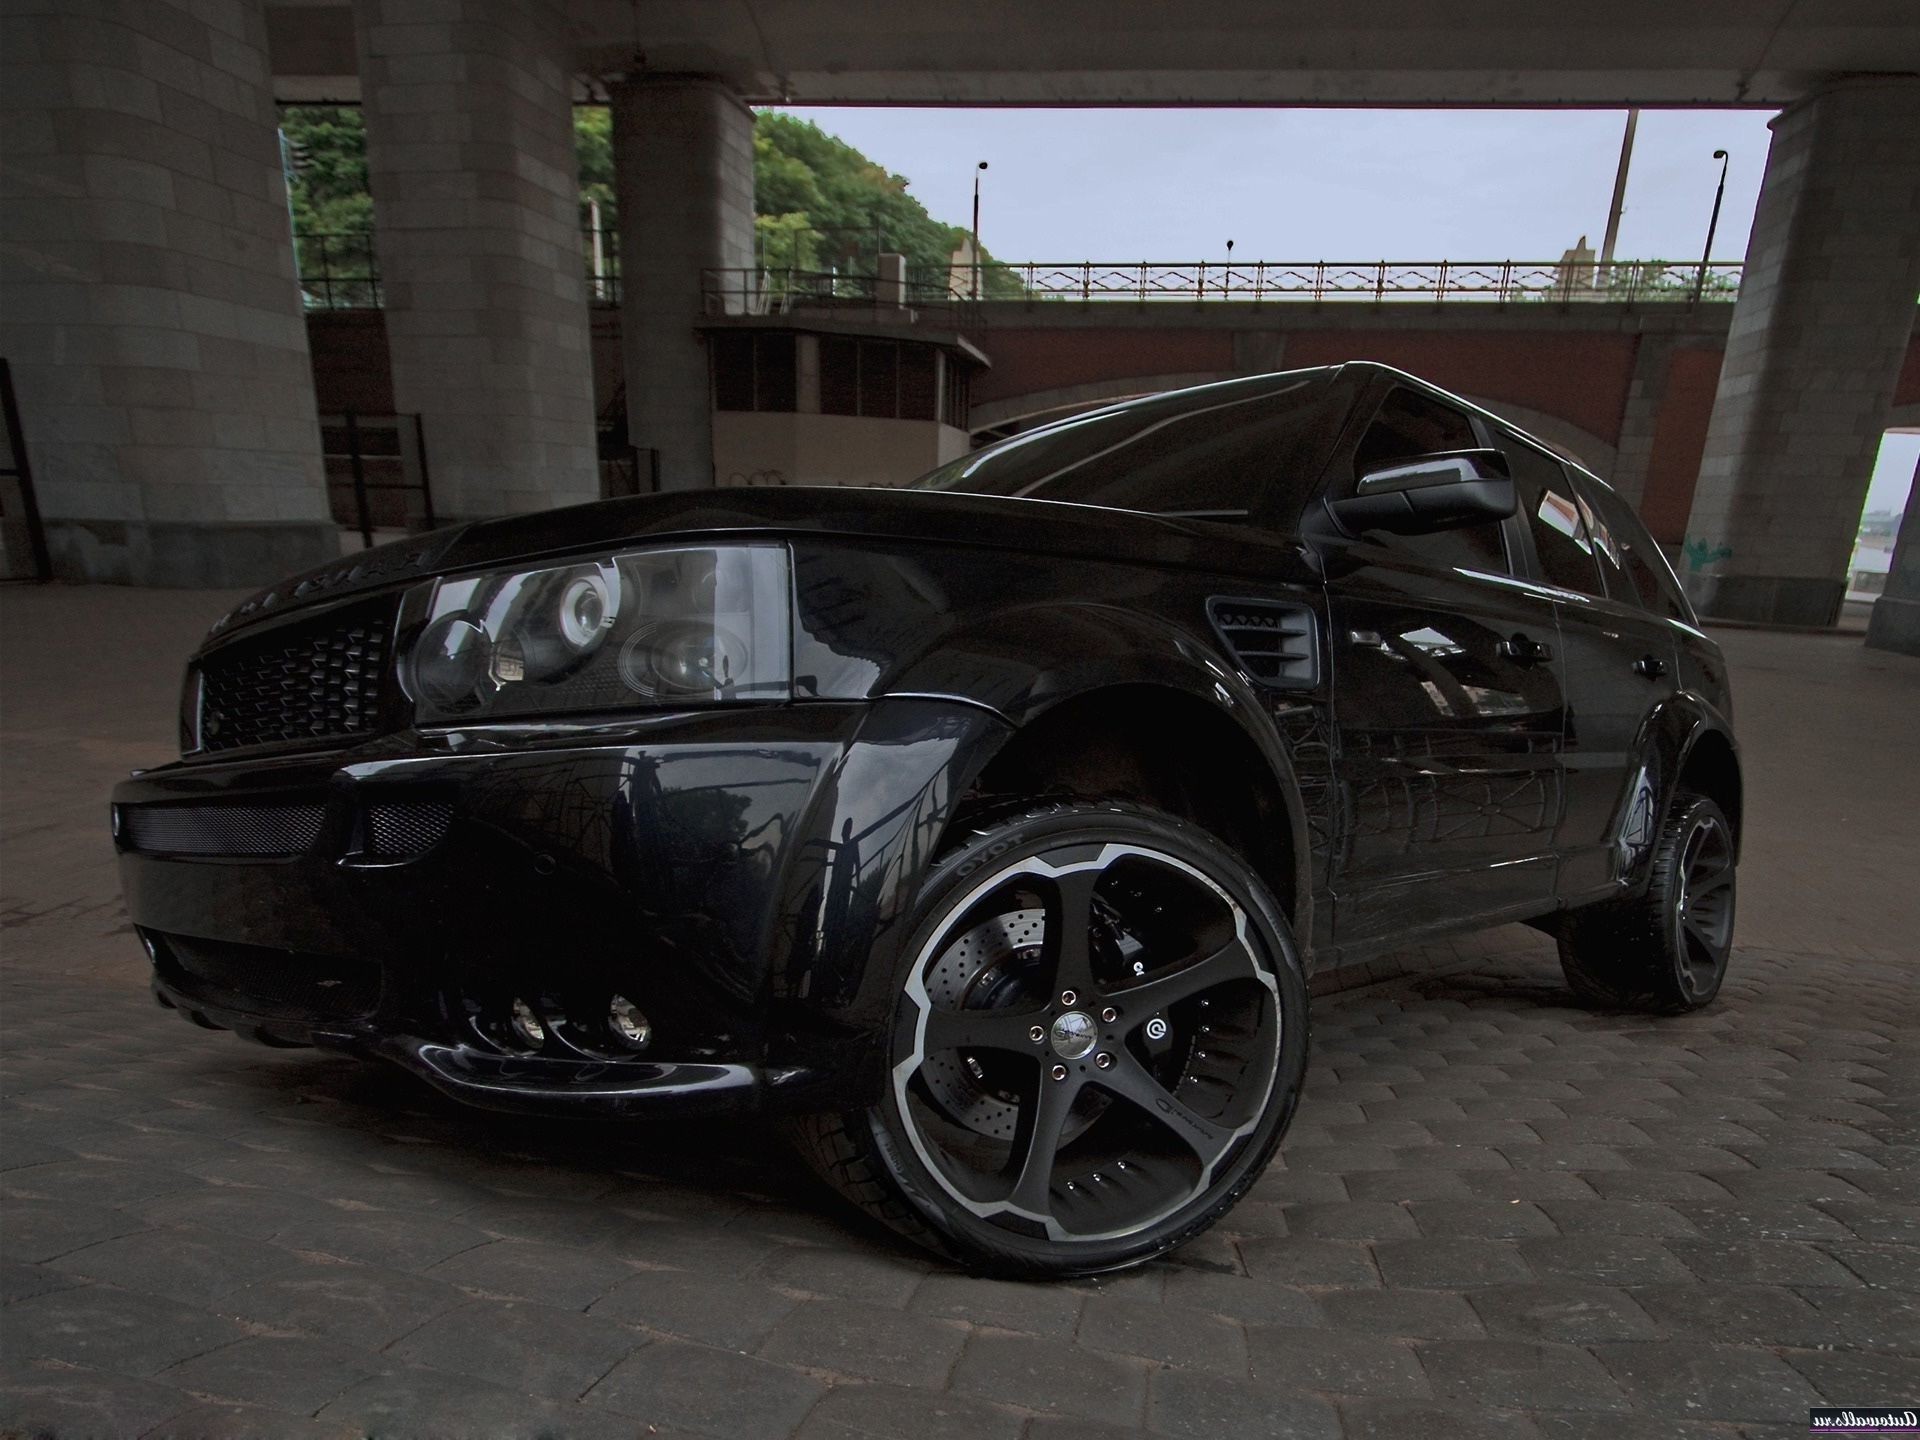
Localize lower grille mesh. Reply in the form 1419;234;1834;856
121;803;325;857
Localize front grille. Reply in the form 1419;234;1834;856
158;932;381;1024
365;800;453;857
196;600;393;755
121;802;326;857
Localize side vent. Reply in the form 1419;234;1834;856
1206;597;1321;690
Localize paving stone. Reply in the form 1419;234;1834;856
907;1272;1084;1335
1415;1339;1628;1412
1783;1346;1920;1406
1284;1201;1423;1240
1;1198;149;1263
269;1207;491;1271
0;1258;87;1305
1238;1236;1381;1286
1343;1171;1476;1203
1160;1266;1323;1327
950;1331;1147;1427
1517;1236;1694;1286
159;1335;378;1415
1408;1200;1561;1239
585;1339;825;1438
320;1366;638;1440
2;1284;244;1375
1077;1294;1249;1372
1246;1324;1430;1397
1668;1238;1864;1287
1826;1242;1920;1290
47;1226;294;1306
1468;1284;1658;1343
0;1360;190;1440
1628;1283;1840;1348
219;1260;468;1346
591;1264;802;1348
1594;1342;1827;1423
1316;1287;1487;1339
389;1299;645;1401
757;1296;967;1387
760;1242;929;1304
1536;1201;1696;1237
1372;1238;1534;1288
795;1382;1024;1440
1794;1284;1920;1353
141;1401;364;1439
1148;1366;1342;1439
1336;1397;1545;1440
428;1237;638;1310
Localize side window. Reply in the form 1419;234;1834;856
1579;475;1695;622
1501;436;1604;596
1349;387;1508;575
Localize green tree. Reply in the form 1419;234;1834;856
281;106;371;233
277;103;1024;297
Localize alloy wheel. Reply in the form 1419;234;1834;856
1674;811;1735;998
890;840;1284;1244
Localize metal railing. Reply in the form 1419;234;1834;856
318;411;434;547
295;232;380;309
978;259;1745;304
700;267;977;324
297;231;1749;312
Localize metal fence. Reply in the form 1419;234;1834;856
319;411;434;547
978;259;1745;304
295;231;1749;311
296;232;381;309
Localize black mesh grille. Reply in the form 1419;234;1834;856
159;933;381;1024
121;803;327;857
197;601;392;754
366;801;453;857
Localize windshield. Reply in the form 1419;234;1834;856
907;370;1333;520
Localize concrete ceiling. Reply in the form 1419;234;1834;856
268;0;1920;107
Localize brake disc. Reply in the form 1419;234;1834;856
921;908;1045;1141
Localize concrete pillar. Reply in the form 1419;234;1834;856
0;0;335;585
352;0;598;521
1865;459;1920;655
610;77;756;491
1684;78;1920;627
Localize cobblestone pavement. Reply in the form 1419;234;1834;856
3;587;1916;1440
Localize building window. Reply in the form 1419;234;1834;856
818;337;957;422
711;332;797;413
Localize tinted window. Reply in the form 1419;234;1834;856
910;371;1332;519
1503;436;1603;596
1577;473;1695;622
1349;387;1508;576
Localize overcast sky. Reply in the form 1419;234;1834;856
787;105;1917;515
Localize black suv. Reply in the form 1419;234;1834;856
113;362;1740;1275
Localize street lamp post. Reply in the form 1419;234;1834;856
971;160;988;301
1695;149;1730;302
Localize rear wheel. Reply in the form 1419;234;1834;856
789;800;1309;1277
1558;790;1736;1013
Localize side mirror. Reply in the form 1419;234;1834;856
1329;448;1517;537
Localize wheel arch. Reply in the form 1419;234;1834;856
1675;724;1743;855
955;678;1313;935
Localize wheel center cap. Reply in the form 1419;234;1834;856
1049;1010;1098;1061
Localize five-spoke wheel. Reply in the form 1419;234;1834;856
790;801;1308;1276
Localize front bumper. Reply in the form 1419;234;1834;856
114;698;1010;1116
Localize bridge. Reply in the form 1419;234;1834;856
4;0;1919;643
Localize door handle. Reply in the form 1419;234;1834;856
1499;633;1553;665
1632;654;1669;679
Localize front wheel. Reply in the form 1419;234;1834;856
789;801;1310;1277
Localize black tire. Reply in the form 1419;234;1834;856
1558;790;1736;1014
788;799;1310;1277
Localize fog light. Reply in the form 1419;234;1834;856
608;995;651;1050
509;997;546;1049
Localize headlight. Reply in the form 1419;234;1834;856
400;544;791;723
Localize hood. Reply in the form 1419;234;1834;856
206;486;1312;643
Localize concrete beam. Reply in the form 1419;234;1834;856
269;0;1920;107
